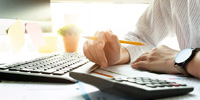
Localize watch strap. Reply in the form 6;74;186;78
175;48;200;76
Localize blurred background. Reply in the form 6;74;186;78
0;0;151;55
0;0;180;63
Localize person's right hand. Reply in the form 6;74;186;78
83;30;127;68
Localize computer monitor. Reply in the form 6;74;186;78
0;0;51;33
0;0;51;21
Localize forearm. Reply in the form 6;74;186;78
122;1;171;63
186;51;200;78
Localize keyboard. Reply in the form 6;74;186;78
0;53;97;83
70;64;194;99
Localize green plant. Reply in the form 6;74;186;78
57;24;82;36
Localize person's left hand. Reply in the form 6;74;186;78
131;45;180;74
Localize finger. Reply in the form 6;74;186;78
97;31;106;49
131;61;149;71
94;43;108;68
84;40;100;64
95;32;108;68
105;32;120;50
133;53;149;64
83;41;96;63
131;61;167;73
88;40;100;64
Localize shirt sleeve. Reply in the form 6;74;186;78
122;0;172;63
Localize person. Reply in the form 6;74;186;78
83;0;200;78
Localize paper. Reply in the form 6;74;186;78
90;64;200;100
25;23;45;47
8;19;25;53
38;35;58;53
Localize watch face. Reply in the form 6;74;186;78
175;48;193;63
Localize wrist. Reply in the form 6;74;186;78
168;55;181;74
186;51;200;78
117;47;130;64
174;48;200;76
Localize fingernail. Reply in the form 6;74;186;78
101;66;105;68
131;64;136;68
101;62;107;68
98;41;103;48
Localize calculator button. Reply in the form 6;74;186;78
145;84;157;88
127;79;136;83
114;79;123;82
141;77;150;80
143;79;151;82
143;81;152;84
135;77;143;80
180;84;187;86
154;84;165;87
118;77;129;81
169;82;180;87
136;81;145;85
161;83;173;87
107;78;115;80
151;81;160;84
127;77;135;79
158;80;167;83
113;78;125;82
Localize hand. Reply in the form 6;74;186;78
131;45;180;74
83;30;129;68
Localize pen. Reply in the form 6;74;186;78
83;36;146;46
92;71;114;78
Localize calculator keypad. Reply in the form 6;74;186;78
111;77;187;88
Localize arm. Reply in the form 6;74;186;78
123;1;173;63
131;45;200;79
83;1;172;68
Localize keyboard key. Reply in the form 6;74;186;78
42;69;57;74
20;68;31;72
53;71;66;75
0;65;10;70
30;69;44;73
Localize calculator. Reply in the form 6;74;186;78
69;65;194;99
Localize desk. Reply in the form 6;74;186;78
0;80;131;100
0;54;200;100
0;81;82;100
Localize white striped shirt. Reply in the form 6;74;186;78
123;0;200;62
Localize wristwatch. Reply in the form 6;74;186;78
174;48;200;75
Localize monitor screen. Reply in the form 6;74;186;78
0;0;51;21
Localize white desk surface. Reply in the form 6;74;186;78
0;54;200;100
